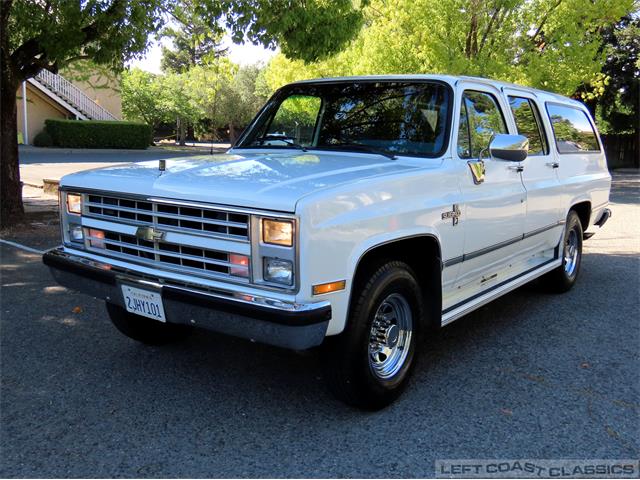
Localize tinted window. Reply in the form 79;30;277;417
546;104;600;153
508;96;548;155
457;91;507;158
240;82;451;157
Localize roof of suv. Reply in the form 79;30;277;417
290;74;583;108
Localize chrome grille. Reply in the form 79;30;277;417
83;194;249;240
85;229;249;279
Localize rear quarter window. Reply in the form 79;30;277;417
546;103;600;153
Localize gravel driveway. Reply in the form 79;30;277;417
1;172;638;478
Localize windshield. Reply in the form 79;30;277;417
237;81;451;158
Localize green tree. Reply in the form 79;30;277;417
1;0;164;226
585;15;639;135
122;63;268;144
1;0;363;227
160;0;227;73
265;0;634;97
210;64;269;142
122;68;172;129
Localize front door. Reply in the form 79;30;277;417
445;83;526;309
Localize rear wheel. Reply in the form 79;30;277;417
106;302;191;345
543;210;584;293
323;260;423;410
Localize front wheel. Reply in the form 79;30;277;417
543;210;584;293
323;260;424;410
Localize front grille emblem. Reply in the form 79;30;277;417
136;226;166;242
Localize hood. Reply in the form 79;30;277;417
60;150;422;212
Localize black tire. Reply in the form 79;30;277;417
323;260;424;410
543;210;584;293
106;302;191;345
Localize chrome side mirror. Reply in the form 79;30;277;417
489;134;529;162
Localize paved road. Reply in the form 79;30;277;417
19;145;230;165
1;173;638;477
18;145;229;187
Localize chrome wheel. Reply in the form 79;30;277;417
368;293;413;380
564;228;579;277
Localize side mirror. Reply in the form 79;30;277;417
489;134;529;162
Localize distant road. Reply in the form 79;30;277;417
19;145;229;187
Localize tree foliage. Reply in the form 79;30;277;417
589;15;639;134
1;0;365;227
264;0;635;97
122;62;268;141
121;68;171;128
161;0;228;72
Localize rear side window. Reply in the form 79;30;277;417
457;90;507;158
546;104;600;153
508;96;548;155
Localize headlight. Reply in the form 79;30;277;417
262;219;293;247
69;224;84;242
263;258;293;286
66;193;82;214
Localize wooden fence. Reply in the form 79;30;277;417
601;133;639;169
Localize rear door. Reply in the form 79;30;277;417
503;90;564;254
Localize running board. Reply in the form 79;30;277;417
441;258;561;327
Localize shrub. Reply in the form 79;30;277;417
33;130;54;147
44;119;152;149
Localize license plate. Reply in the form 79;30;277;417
121;285;166;322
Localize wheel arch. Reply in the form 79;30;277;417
348;234;443;333
569;200;592;233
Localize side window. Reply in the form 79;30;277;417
546;104;600;153
457;90;507;158
508;96;549;155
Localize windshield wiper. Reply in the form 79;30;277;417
315;143;397;160
257;135;307;152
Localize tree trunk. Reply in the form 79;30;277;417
228;122;236;145
0;76;24;228
177;117;186;146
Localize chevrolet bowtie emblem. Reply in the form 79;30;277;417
136;226;165;242
442;204;461;226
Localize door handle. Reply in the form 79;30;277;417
546;162;559;169
508;165;524;173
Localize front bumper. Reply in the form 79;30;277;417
43;248;331;350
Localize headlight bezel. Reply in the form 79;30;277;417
251;214;298;291
60;191;84;245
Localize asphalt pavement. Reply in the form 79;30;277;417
18;145;229;188
0;172;638;477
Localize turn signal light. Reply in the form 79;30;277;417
88;228;105;249
312;280;346;295
229;254;249;277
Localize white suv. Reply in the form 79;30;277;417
44;75;611;409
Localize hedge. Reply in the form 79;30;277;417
33;130;54;147
44;119;152;149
